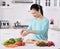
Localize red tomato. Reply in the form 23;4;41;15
16;42;25;46
22;42;25;46
46;41;55;47
16;42;22;46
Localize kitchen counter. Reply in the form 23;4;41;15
0;25;28;29
0;29;60;49
49;27;60;31
0;44;58;49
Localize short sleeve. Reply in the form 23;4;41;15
36;19;49;34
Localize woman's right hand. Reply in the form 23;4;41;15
21;30;24;35
20;30;29;36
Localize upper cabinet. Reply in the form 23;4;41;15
12;0;33;3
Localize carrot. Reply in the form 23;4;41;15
5;44;18;48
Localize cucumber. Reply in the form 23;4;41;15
9;38;16;43
37;43;46;46
15;38;22;42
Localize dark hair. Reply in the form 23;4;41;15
30;4;43;16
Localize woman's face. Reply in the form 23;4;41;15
31;9;41;18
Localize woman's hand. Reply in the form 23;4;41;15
20;30;37;36
21;30;29;36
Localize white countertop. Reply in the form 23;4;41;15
0;44;58;49
0;29;60;49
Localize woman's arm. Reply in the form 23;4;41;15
21;19;49;36
26;19;49;34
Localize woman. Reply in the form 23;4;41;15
21;4;49;41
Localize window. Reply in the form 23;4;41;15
54;0;57;6
35;0;40;4
45;0;50;6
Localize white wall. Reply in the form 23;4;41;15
0;8;4;20
0;0;60;27
43;7;60;27
0;0;34;26
1;3;33;26
41;0;60;27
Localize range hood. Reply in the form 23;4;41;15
12;0;33;3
